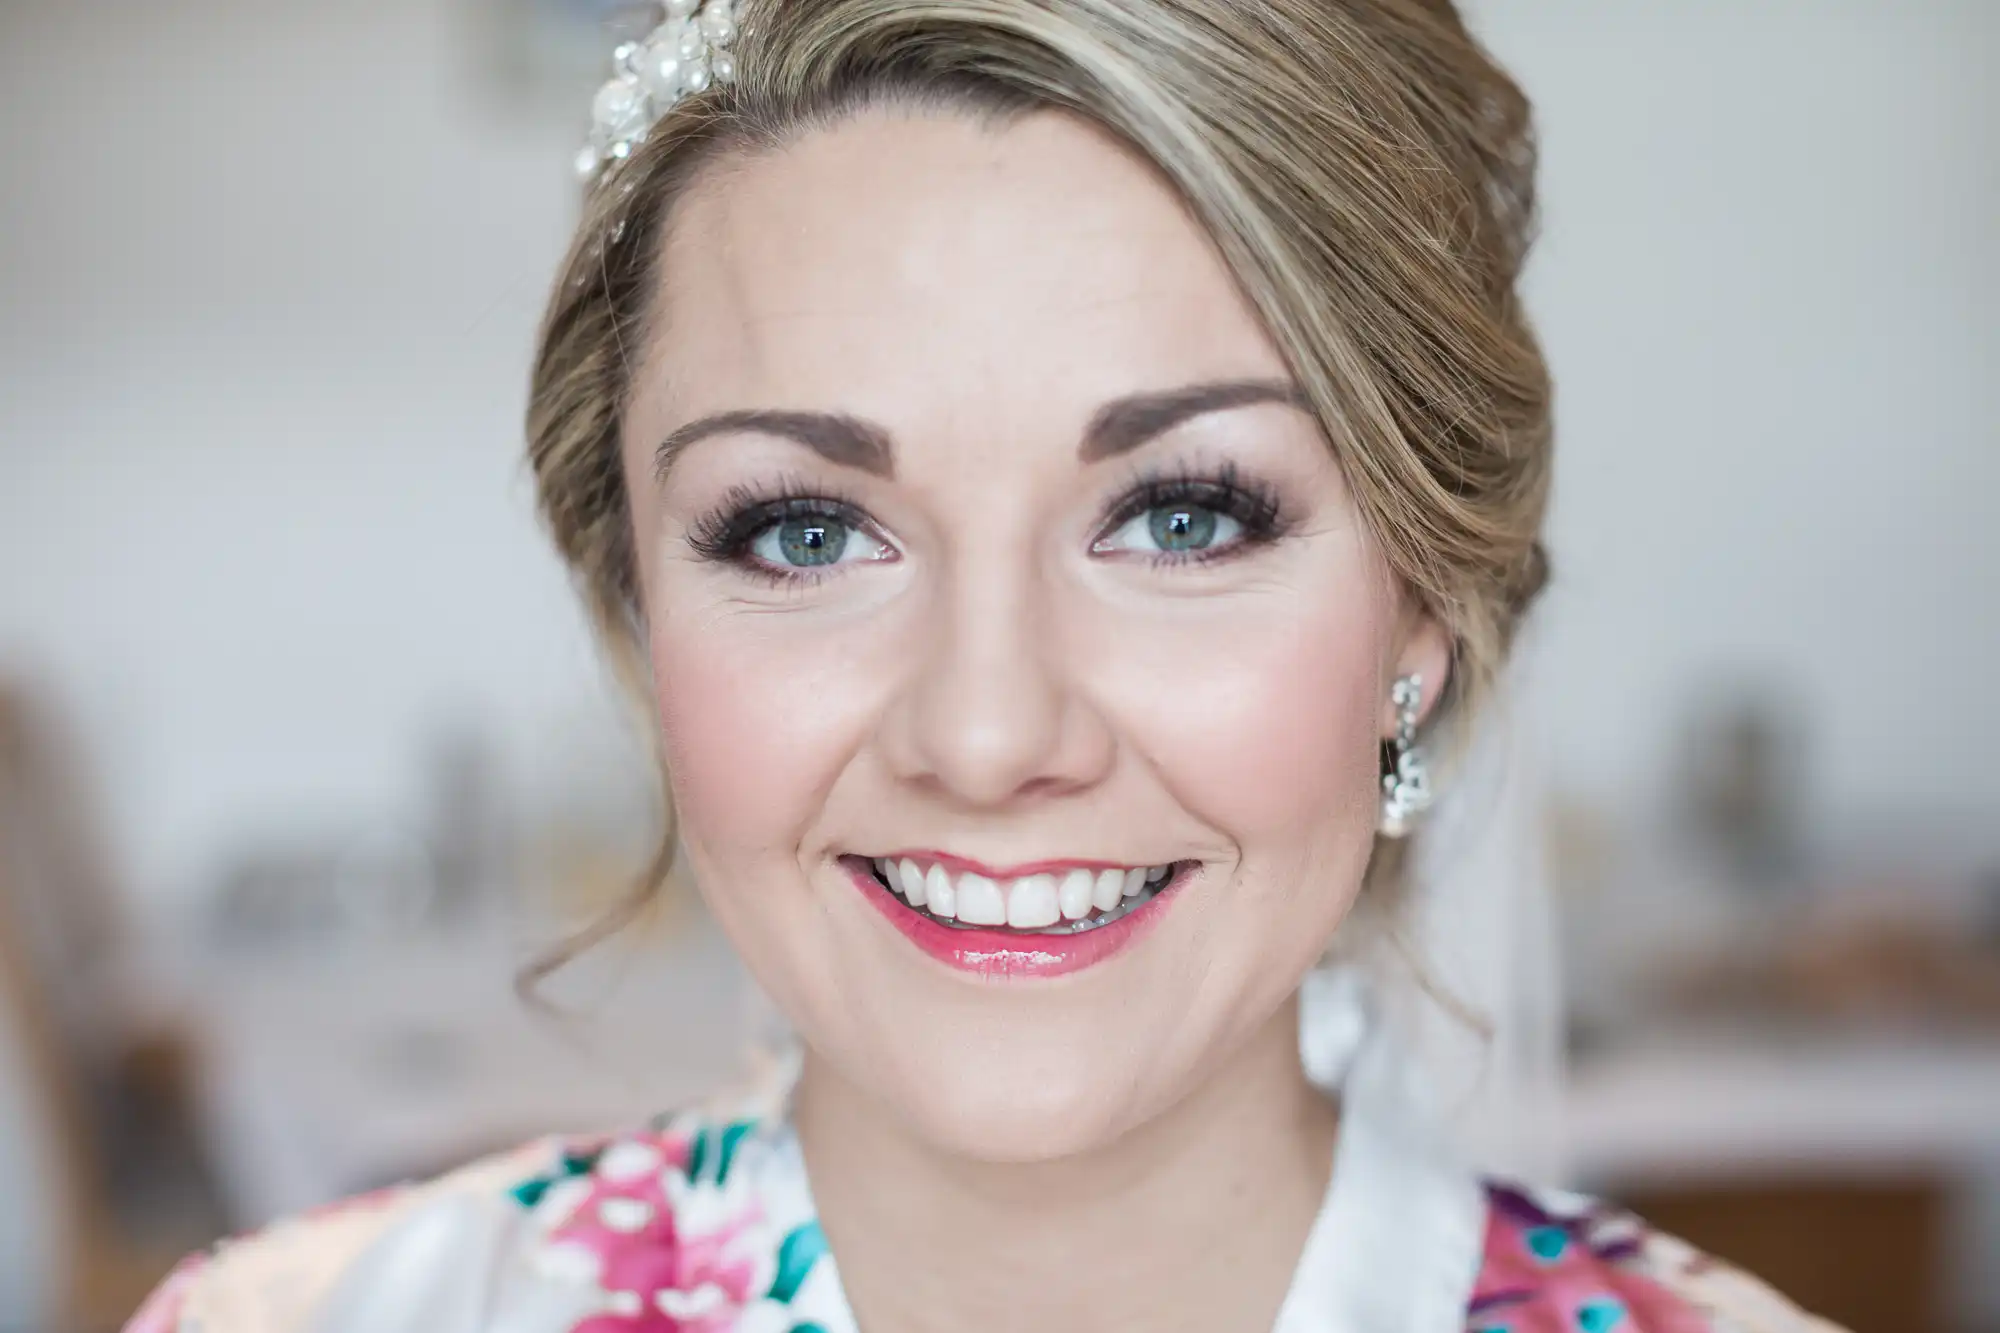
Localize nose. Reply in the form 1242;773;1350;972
876;558;1115;808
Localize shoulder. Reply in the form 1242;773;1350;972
1471;1180;1848;1333
123;1105;833;1333
122;1136;560;1333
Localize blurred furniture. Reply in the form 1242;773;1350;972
177;902;749;1226
0;927;67;1331
1621;1178;1945;1333
1565;1029;2000;1181
1564;1029;2000;1333
1553;788;2000;1333
0;682;226;1332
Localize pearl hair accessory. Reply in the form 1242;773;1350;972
577;0;740;182
1378;674;1434;839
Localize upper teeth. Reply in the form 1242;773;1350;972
871;857;1174;928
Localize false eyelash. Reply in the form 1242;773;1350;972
684;460;1291;585
683;474;874;568
1097;458;1292;560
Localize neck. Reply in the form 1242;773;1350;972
792;993;1337;1333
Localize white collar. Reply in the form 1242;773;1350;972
1273;967;1488;1333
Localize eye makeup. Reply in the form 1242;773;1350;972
683;475;888;586
1090;458;1292;568
681;457;1297;585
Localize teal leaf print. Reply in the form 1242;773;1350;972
506;1141;606;1209
1577;1298;1626;1333
686;1126;710;1184
768;1221;829;1304
1526;1226;1569;1263
716;1120;755;1186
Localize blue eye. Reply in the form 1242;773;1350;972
686;488;895;584
1089;464;1285;565
1100;503;1243;556
755;515;852;568
1151;504;1222;551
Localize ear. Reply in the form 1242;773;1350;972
1382;614;1452;736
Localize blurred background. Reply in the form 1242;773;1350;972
1;0;1994;1329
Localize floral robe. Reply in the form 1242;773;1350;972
125;1060;1841;1333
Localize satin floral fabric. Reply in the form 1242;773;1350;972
511;1125;825;1333
128;1099;1836;1333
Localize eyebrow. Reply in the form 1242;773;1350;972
1078;378;1310;463
654;409;895;481
651;378;1309;480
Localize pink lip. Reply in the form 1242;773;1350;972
844;859;1175;980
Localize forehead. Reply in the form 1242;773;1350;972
644;107;1288;428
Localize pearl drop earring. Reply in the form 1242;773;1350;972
1378;674;1433;838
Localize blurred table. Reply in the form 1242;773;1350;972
173;904;750;1227
1562;1028;2000;1333
1563;1026;2000;1185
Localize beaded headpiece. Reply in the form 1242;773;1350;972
577;0;741;182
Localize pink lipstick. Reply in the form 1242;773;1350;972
843;855;1181;979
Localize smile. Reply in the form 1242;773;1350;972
841;852;1191;979
866;855;1178;933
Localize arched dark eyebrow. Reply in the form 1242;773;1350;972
1078;379;1309;463
651;378;1308;481
654;409;895;481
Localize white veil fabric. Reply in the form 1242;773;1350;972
1299;668;1567;1183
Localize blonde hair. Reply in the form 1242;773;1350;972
524;0;1551;971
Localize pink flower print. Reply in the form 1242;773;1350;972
1470;1186;1711;1333
547;1134;769;1333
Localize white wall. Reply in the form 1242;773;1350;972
1;0;617;909
1469;0;2000;833
2;0;1995;888
1464;9;1999;1323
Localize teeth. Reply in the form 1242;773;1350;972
955;873;1006;926
897;858;927;906
1007;874;1060;929
925;863;956;919
1058;868;1094;921
868;857;1181;932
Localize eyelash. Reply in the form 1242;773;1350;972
684;476;878;586
1096;459;1289;566
683;462;1290;584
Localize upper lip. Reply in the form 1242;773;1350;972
863;850;1169;879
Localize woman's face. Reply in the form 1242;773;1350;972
621;107;1445;1161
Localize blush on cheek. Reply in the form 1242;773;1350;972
650;641;791;850
1113;590;1388;898
645;619;878;864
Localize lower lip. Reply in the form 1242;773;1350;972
845;861;1175;979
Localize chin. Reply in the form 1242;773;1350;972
869;1025;1174;1164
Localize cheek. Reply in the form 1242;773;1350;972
646;607;875;860
1092;580;1388;877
